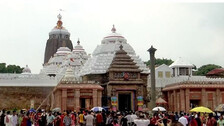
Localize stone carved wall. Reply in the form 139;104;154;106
0;87;53;109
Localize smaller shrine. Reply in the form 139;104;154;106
105;45;147;111
52;67;103;112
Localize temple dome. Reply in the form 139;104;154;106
55;47;71;56
22;65;31;74
49;14;70;36
73;39;85;52
101;25;127;44
80;26;149;75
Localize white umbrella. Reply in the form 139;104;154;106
52;107;61;112
91;107;105;112
152;106;166;111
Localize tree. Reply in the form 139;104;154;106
0;63;7;73
0;63;23;73
194;64;222;76
144;58;174;66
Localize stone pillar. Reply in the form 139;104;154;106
61;89;67;112
173;90;177;112
201;88;206;106
167;91;171;111
98;91;102;106
177;93;180;112
50;93;54;110
185;89;190;113
74;89;80;112
55;90;62;108
180;89;185;112
147;46;157;108
216;89;221;106
93;89;98;107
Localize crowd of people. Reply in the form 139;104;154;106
0;109;224;126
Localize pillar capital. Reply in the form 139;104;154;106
147;45;157;55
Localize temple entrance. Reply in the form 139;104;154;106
80;98;86;110
190;100;200;109
118;93;131;111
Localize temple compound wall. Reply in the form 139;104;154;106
0;87;53;110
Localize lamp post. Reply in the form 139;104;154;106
147;45;157;108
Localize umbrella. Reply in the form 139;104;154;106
215;104;224;112
52;108;61;112
190;106;213;113
29;108;36;113
156;97;167;104
152;106;166;111
91;107;105;112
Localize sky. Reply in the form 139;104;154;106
0;0;224;73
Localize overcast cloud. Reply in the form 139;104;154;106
0;0;224;73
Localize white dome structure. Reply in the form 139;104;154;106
59;40;89;79
41;47;71;75
80;25;149;75
22;65;31;74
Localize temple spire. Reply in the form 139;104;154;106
111;24;116;33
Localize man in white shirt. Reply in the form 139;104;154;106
4;111;11;126
125;112;132;126
11;111;18;126
178;114;188;126
85;111;94;126
130;112;138;125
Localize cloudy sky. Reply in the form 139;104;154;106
0;0;224;73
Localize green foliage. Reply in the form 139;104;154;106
0;63;23;73
144;58;174;66
194;64;222;76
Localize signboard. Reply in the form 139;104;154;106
190;93;201;100
111;97;117;106
137;96;143;106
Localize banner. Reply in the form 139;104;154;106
137;96;143;106
111;97;117;106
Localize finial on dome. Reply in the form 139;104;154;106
111;24;116;33
57;14;62;21
77;38;80;45
119;45;123;50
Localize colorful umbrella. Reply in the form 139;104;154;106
190;106;213;113
152;106;166;111
215;104;224;112
91;107;105;112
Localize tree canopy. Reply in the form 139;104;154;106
144;58;174;66
194;64;222;76
0;63;23;73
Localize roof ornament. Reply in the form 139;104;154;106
119;44;123;50
77;38;80;45
56;9;64;29
57;9;64;21
57;14;62;21
111;24;116;33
